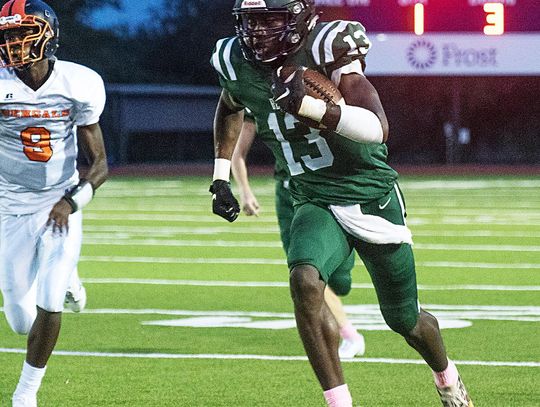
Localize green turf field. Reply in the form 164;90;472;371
1;175;539;406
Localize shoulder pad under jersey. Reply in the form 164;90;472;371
307;21;371;80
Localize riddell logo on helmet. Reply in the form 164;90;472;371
241;0;267;8
0;14;22;25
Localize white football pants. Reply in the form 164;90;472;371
0;209;82;335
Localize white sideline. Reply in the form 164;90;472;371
0;348;538;367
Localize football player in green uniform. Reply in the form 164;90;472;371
209;1;473;406
232;115;365;359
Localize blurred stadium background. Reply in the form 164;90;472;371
1;1;539;406
44;0;540;169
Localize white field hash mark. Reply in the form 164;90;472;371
0;348;538;367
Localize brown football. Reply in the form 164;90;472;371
303;68;343;105
277;66;343;129
277;65;343;105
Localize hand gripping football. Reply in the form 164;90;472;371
276;66;343;128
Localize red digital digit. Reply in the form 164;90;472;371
20;127;53;162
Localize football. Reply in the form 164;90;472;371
277;66;343;129
302;68;343;105
277;65;343;105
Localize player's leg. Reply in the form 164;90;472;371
324;287;365;358
13;210;83;406
325;252;365;358
276;179;364;358
0;214;39;335
355;186;472;406
288;203;355;406
64;267;87;313
274;179;294;253
0;213;45;407
290;265;343;385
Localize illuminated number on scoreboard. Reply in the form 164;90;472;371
484;3;505;35
414;3;424;36
20;127;53;162
412;2;505;36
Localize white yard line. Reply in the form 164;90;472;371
102;179;540;190
81;226;539;238
79;256;540;269
85;207;540;217
82;213;540;226
79;278;540;291
0;348;537;367
79;256;287;265
81;238;540;252
83;225;281;234
83;213;278;222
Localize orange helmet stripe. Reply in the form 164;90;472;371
1;0;27;18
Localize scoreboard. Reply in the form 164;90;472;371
315;0;540;35
314;0;540;75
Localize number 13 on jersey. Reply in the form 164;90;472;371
268;112;334;176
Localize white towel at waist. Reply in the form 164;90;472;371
329;204;413;245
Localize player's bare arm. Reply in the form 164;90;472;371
210;89;245;222
334;73;389;142
214;89;245;160
231;120;260;216
47;123;108;233
77;122;109;189
272;68;388;144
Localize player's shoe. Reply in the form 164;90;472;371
64;283;87;313
436;376;474;407
12;393;37;407
338;334;366;359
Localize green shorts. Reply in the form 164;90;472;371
287;184;420;333
275;179;355;295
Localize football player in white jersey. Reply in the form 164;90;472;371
0;1;108;406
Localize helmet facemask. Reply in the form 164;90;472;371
233;1;317;65
0;14;56;69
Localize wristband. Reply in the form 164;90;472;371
64;179;94;213
298;96;327;122
213;158;231;181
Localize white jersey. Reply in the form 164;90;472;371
0;60;105;215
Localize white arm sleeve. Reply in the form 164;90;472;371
335;104;383;144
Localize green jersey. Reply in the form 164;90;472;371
211;20;398;206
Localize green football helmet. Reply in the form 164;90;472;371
233;0;317;65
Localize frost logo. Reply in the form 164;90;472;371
407;39;437;70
